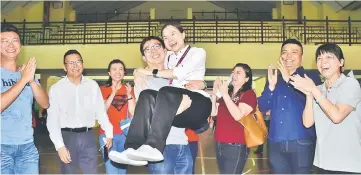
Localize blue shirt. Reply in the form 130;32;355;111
1;67;36;145
258;67;322;142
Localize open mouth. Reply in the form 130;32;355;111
169;42;177;48
321;67;330;71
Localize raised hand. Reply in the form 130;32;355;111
267;65;278;91
111;81;121;94
289;74;316;97
278;57;291;82
20;57;36;83
125;82;132;96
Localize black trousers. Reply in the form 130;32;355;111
124;86;211;152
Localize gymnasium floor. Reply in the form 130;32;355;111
36;129;271;174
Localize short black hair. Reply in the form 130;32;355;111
63;49;82;64
161;21;184;35
139;36;165;56
1;24;21;39
315;43;345;72
281;39;303;53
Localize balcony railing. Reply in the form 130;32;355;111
2;16;361;46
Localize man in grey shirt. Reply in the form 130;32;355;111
110;36;205;173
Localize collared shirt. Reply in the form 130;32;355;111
47;76;113;150
258;67;322;142
165;45;209;98
313;74;361;173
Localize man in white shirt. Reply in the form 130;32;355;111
46;50;113;174
111;22;211;164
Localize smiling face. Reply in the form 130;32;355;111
1;31;21;60
63;53;84;78
280;43;303;73
316;52;343;79
142;39;167;66
162;25;186;53
108;63;125;82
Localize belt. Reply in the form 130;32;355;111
61;127;92;133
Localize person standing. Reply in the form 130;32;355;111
1;24;49;174
258;39;322;174
47;49;113;174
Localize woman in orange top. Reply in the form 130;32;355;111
99;59;136;174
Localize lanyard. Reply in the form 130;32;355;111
169;46;191;85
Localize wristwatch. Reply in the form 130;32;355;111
152;69;158;78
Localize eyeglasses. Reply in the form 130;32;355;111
143;43;162;55
65;60;83;66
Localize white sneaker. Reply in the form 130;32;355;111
108;149;148;166
127;145;164;162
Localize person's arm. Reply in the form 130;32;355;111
311;79;360;124
302;95;315;128
104;91;116;111
127;87;136;116
137;49;206;82
1;78;28;112
258;81;275;113
30;80;49;109
46;87;65;150
1;58;37;112
94;84;113;149
94;85;113;138
222;92;255;121
210;95;219;116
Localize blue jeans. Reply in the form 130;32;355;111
1;142;39;174
99;134;127;174
148;144;193;174
216;142;249;174
268;139;314;174
188;141;198;174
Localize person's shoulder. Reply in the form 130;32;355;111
84;77;99;86
239;89;256;98
245;89;257;97
341;76;360;89
191;46;206;54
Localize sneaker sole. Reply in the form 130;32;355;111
127;151;164;162
108;152;148;166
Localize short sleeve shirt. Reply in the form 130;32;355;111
313;74;361;173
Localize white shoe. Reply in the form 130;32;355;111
127;145;164;162
108;149;148;166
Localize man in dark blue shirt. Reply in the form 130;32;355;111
258;39;322;174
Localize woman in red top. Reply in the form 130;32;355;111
99;59;136;174
211;63;257;174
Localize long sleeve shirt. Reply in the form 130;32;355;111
47;76;113;150
258;67;322;142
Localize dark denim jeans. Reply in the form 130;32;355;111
188;141;199;174
99;134;127;174
268;139;315;174
148;144;193;174
216;142;249;174
1;142;39;174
